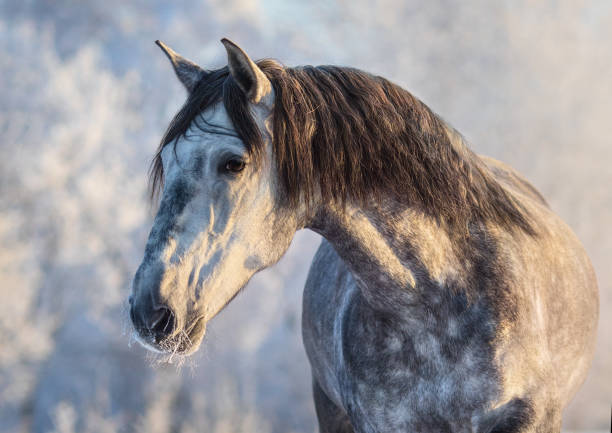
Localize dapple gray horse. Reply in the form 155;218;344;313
129;39;598;432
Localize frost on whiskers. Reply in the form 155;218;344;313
121;299;198;371
131;330;199;371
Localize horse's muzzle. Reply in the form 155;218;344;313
129;294;206;355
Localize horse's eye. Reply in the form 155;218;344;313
224;158;246;174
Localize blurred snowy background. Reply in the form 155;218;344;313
0;1;610;432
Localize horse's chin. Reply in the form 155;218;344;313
134;317;207;357
178;317;207;355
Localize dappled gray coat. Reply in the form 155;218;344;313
129;40;598;432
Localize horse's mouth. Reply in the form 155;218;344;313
135;316;207;356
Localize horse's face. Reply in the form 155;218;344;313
129;40;299;355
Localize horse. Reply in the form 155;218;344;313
128;39;598;432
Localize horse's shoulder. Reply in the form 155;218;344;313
303;239;357;409
305;239;351;294
310;238;342;270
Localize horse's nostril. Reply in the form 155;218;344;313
147;307;175;340
129;303;137;326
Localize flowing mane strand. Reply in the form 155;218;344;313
150;61;534;234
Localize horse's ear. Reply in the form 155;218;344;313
155;40;206;93
221;38;272;105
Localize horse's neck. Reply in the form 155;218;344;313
310;200;463;313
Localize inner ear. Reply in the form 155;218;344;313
221;38;272;105
156;40;206;93
231;61;258;95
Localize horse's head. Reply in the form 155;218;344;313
129;40;300;355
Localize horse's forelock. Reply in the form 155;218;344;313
149;63;273;202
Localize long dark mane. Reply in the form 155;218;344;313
151;61;533;234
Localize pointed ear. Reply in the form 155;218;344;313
221;38;273;105
155;40;206;93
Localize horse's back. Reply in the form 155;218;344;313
479;155;548;206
